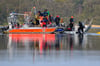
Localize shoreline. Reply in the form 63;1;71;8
91;25;100;27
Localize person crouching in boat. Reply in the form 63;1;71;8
77;21;85;34
15;22;20;29
69;16;74;30
35;11;43;27
60;18;65;27
29;19;34;27
35;14;40;26
42;20;47;27
42;16;48;27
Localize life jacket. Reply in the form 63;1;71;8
39;16;43;22
67;28;71;30
60;18;63;23
42;22;46;25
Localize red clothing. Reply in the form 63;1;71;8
42;22;46;25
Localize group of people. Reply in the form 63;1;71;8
67;16;85;33
29;9;62;27
29;9;85;33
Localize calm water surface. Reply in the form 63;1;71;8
0;33;100;66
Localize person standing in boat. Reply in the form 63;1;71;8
69;16;74;30
43;9;48;17
48;15;54;26
60;18;65;27
29;19;34;27
55;15;60;27
16;22;20;28
78;21;85;34
48;15;53;23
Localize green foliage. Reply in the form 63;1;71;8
0;0;100;25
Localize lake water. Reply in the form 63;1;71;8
0;33;100;66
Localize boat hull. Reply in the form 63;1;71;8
9;27;56;34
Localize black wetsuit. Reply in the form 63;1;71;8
78;22;85;33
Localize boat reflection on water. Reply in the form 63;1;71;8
7;33;94;62
8;33;90;52
8;34;56;53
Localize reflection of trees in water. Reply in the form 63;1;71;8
0;35;8;50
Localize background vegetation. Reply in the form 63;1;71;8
0;0;100;25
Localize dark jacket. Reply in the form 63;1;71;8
43;12;48;17
70;18;74;23
79;22;85;28
55;17;60;23
55;17;60;26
